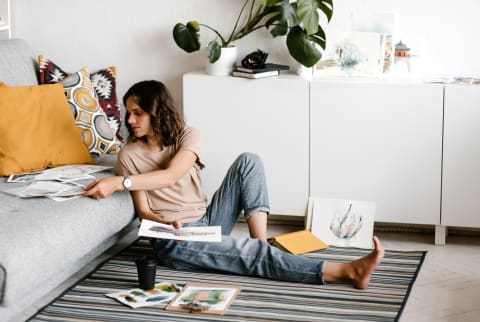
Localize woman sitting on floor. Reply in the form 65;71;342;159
83;80;384;289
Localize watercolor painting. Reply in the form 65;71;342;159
105;281;179;308
308;197;376;249
166;283;240;315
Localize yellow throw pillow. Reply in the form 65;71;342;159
0;83;94;176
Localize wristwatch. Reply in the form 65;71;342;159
122;176;132;191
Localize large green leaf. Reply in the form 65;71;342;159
297;0;319;35
317;0;333;22
172;21;201;53
308;26;326;50
286;26;322;67
207;41;221;63
265;1;298;37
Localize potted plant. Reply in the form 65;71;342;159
173;0;333;74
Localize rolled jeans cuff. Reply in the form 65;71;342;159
245;206;270;221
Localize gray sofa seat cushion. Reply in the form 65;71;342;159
0;154;135;315
0;38;39;86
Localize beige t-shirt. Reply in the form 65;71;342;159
117;127;207;223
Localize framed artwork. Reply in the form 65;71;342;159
165;283;240;315
307;197;376;249
351;11;396;74
315;31;386;77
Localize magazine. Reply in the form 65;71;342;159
7;164;112;183
106;281;180;308
1;181;85;198
138;219;222;242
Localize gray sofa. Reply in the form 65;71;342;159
0;39;136;322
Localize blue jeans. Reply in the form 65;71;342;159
152;152;326;284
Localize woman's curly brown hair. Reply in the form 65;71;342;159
123;80;185;147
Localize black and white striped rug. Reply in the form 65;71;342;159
30;238;426;322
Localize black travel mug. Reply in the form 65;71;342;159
135;256;157;290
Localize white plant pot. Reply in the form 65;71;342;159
297;64;313;80
206;46;237;76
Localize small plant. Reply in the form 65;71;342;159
173;0;334;67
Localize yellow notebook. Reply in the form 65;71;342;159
268;230;329;255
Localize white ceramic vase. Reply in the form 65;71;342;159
206;46;237;76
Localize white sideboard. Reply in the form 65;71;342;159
183;71;479;244
309;80;444;226
183;72;310;216
442;85;480;228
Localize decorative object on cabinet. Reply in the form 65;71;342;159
233;52;289;78
351;11;396;74
241;49;269;69
314;31;386;77
173;0;334;73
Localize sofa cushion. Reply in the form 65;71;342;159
0;154;135;319
38;55;123;142
0;82;94;176
61;67;121;156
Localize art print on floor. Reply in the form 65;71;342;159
105;281;179;308
165;283;240;315
308;197;376;249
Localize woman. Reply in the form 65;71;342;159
83;80;383;289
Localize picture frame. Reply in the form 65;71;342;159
307;197;376;249
314;31;386;77
165;282;240;315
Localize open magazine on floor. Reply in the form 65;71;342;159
105;281;181;308
138;219;222;242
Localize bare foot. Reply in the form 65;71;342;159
347;236;384;289
323;236;384;289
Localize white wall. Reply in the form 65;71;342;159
11;0;479;107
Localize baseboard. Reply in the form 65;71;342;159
241;215;480;237
238;214;304;226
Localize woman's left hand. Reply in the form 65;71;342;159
82;176;123;199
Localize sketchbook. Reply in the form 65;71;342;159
268;229;328;255
138;219;222;242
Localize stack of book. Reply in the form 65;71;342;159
232;63;289;79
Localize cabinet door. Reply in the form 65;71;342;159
442;85;480;227
183;72;309;216
310;80;443;224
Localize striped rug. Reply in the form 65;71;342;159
30;238;426;322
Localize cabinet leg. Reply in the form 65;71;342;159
435;225;447;245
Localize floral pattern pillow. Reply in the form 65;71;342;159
38;55;123;143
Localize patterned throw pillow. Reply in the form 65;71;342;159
38;55;123;143
61;67;121;156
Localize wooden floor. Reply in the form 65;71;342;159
15;221;480;322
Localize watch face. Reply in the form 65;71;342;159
123;177;132;189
